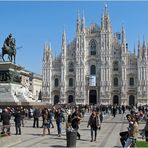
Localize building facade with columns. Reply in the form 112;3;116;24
20;69;42;101
42;5;148;105
29;73;42;101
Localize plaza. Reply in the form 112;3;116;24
0;112;145;147
0;2;148;147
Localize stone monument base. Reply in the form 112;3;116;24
0;83;35;103
0;62;36;104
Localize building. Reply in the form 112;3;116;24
20;69;30;90
20;69;42;102
29;72;42;101
42;5;148;105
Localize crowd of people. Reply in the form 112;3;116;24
0;104;102;138
0;104;148;147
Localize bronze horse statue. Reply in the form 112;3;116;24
2;34;16;63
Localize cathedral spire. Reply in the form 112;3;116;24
43;42;52;63
101;12;104;31
104;4;108;17
138;35;141;58
49;42;53;59
43;42;49;63
138;35;140;49
147;43;148;56
76;11;80;34
62;29;66;49
81;11;85;33
61;29;66;57
143;35;146;48
121;25;126;44
101;4;111;32
43;42;47;62
121;25;127;53
49;42;52;54
142;36;147;58
134;43;136;55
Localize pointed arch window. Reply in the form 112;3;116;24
129;77;134;86
90;65;96;75
69;62;74;72
69;78;73;87
55;78;59;87
89;39;96;55
113;61;118;71
114;77;118;86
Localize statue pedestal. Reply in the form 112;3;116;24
0;62;35;104
0;62;22;83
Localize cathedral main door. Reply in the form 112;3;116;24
68;95;74;103
54;95;59;105
113;95;119;105
129;95;135;106
89;90;97;105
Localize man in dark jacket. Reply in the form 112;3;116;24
1;108;11;135
55;108;65;137
87;111;100;142
71;109;81;140
112;105;117;117
33;108;40;128
13;108;22;135
20;107;25;127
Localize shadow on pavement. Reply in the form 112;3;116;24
51;137;66;140
78;139;88;141
26;133;43;136
49;145;65;147
80;128;90;131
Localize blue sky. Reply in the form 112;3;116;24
0;1;148;74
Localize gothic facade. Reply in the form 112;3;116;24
42;5;148;105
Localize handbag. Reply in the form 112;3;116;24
97;124;101;130
44;119;49;124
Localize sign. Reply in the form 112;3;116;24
89;76;96;86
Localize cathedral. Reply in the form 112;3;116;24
42;5;148;106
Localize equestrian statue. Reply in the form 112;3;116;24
2;33;16;63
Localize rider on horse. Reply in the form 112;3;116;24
2;33;16;63
3;33;16;50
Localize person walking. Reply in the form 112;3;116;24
42;108;50;136
20;107;25;127
87;111;100;142
66;110;72;129
71;109;81;140
13;108;22;135
49;109;54;128
112;105;117;117
1;108;11;136
41;108;46;128
33;108;40;128
98;112;103;123
55;108;65;137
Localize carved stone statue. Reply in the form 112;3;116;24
2;33;16;63
0;70;21;83
13;73;22;83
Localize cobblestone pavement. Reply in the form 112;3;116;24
0;113;145;147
